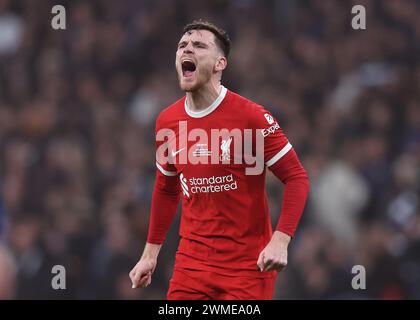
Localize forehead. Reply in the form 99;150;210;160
179;29;216;44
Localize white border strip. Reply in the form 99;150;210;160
266;142;292;167
156;162;177;176
184;86;227;118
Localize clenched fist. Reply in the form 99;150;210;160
257;231;291;272
129;243;161;289
129;258;156;288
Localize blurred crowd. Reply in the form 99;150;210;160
0;0;419;299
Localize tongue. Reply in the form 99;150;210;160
184;70;194;77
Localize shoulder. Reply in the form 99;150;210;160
155;96;186;129
227;90;277;126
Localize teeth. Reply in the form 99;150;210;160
182;59;194;64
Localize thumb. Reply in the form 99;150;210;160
257;251;265;272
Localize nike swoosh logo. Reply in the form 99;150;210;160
171;148;185;157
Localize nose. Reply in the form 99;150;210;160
183;42;193;54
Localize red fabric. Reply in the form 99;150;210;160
167;267;277;300
146;170;180;244
270;148;310;237
146;88;310;277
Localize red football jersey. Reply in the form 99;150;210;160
154;86;293;278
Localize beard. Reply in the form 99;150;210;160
177;65;213;92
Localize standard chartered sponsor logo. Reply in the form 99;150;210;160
180;173;190;197
180;174;238;197
190;174;238;193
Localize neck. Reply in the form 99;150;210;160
186;80;222;111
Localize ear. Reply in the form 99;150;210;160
215;56;227;72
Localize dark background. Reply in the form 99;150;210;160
0;0;419;299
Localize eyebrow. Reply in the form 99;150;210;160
178;40;212;48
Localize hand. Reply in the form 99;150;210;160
257;231;291;272
129;257;156;289
129;242;161;289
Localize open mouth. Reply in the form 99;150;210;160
182;59;196;78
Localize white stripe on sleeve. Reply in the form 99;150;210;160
156;162;177;176
265;142;292;167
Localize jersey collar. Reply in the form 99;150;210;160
184;86;227;118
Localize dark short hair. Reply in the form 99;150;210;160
182;20;231;58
